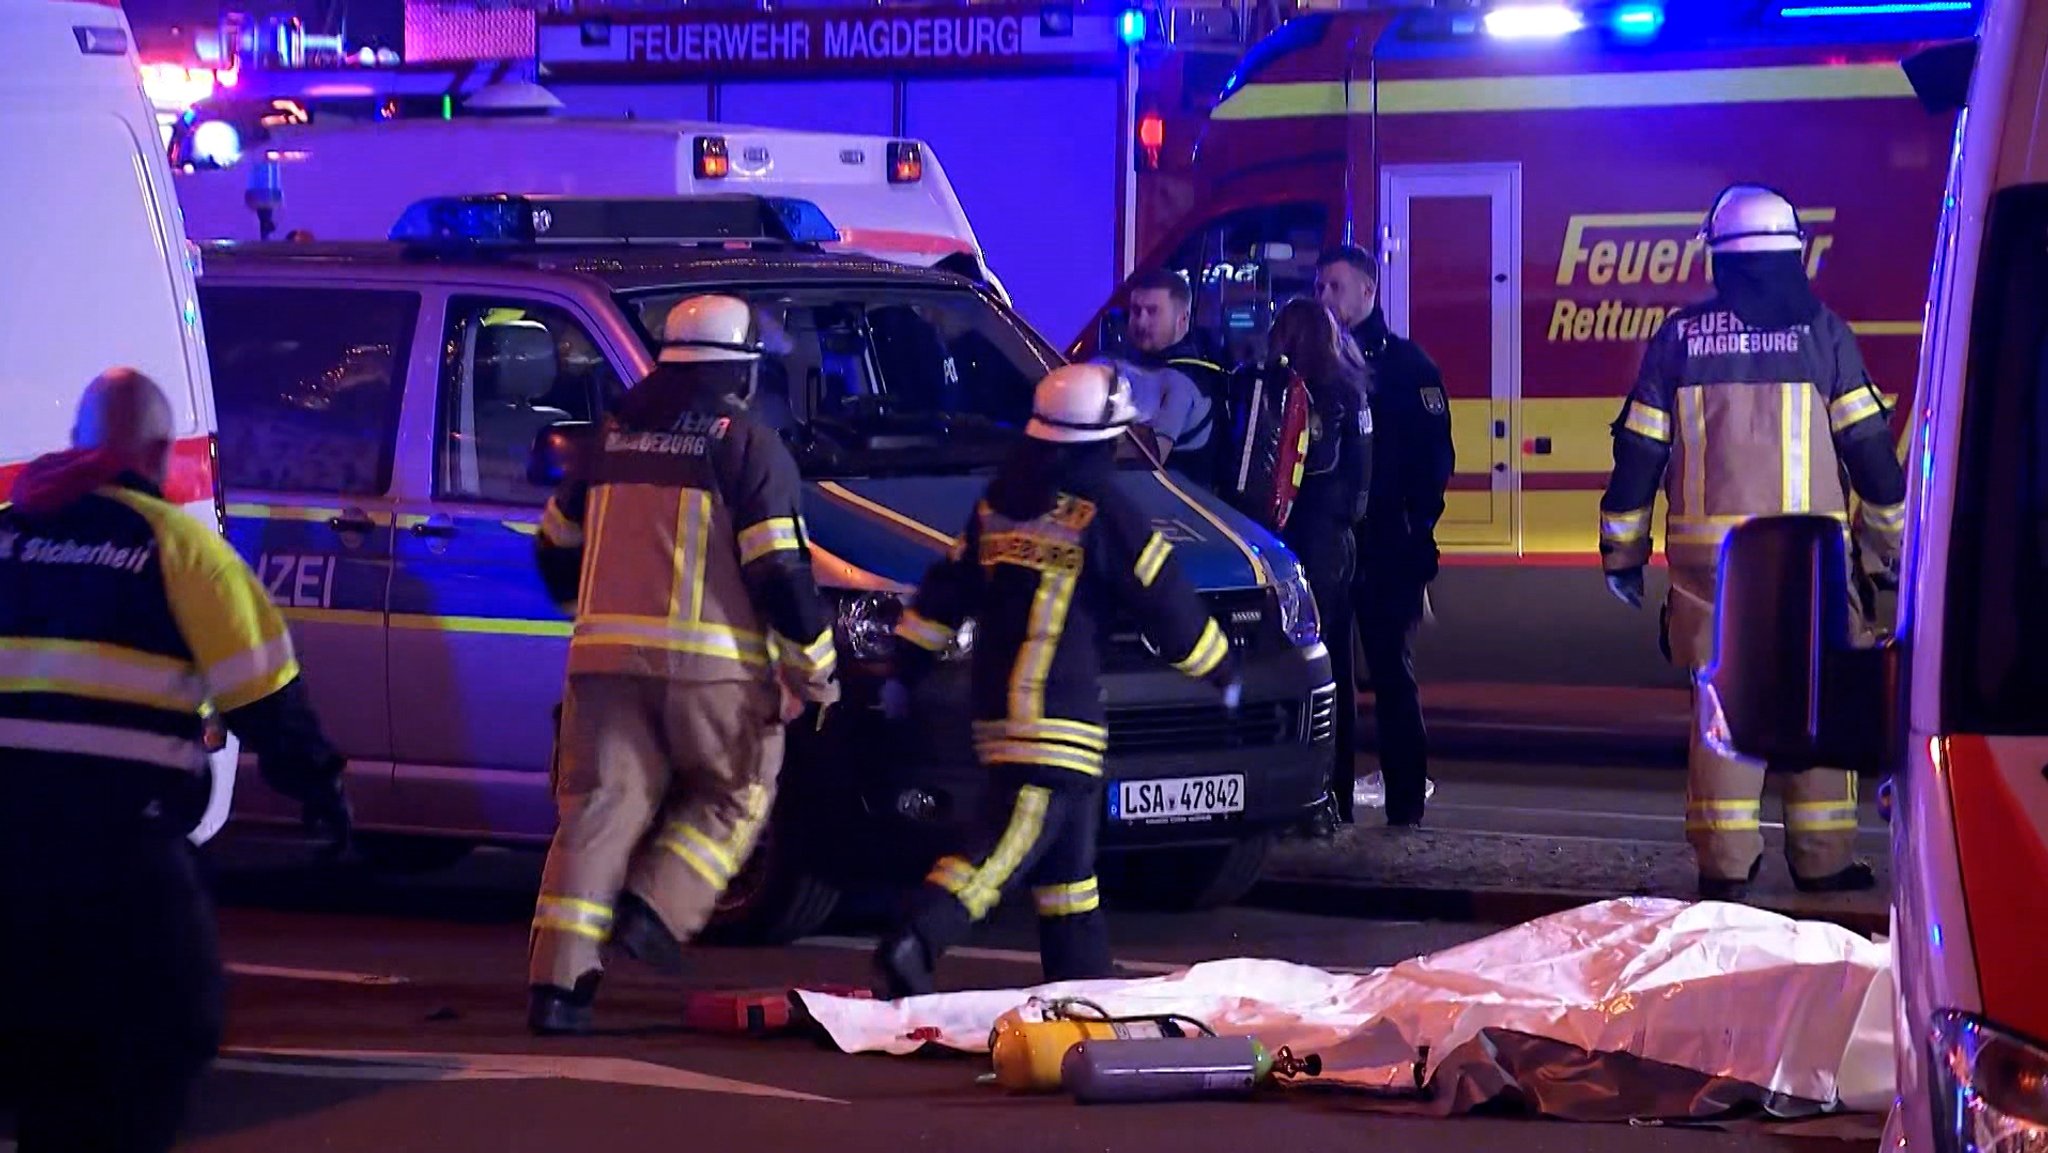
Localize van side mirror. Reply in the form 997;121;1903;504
1698;515;1895;775
528;420;594;488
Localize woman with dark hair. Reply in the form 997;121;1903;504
1265;297;1374;812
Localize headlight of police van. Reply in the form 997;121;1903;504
1273;563;1321;648
833;591;974;664
1931;1010;2048;1152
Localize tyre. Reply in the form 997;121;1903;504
700;818;842;945
1103;834;1274;912
353;834;476;875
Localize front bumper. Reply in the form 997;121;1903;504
785;643;1336;881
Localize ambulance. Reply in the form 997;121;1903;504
1697;1;2047;1146
164;86;1013;301
1083;0;1980;695
0;0;237;840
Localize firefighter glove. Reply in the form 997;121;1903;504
1605;567;1646;609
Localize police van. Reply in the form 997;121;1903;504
0;0;243;842
199;193;1335;941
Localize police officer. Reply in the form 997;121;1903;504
1598;184;1905;899
1316;246;1455;825
872;362;1243;996
0;368;350;1153
527;295;839;1034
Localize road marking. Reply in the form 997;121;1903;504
215;1048;845;1104
795;936;1383;977
226;962;410;986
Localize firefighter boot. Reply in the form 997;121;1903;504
873;931;936;1000
528;971;601;1036
1698;856;1763;901
612;893;686;976
1793;860;1878;893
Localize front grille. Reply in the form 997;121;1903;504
1105;587;1274;671
1107;699;1300;755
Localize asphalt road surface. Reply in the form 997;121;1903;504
1;823;1877;1153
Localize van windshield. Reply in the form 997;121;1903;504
1942;184;2048;734
619;284;1071;477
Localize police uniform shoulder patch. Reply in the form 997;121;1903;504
1419;386;1448;417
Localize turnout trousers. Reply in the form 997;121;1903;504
529;673;784;989
900;767;1113;984
0;824;224;1153
1667;576;1860;885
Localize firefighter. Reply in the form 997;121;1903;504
0;368;350;1153
1315;246;1455;826
871;362;1244;997
1598;184;1905;899
526;294;839;1035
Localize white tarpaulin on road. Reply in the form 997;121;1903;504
795;898;1898;1122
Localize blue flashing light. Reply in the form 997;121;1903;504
1611;2;1664;39
1779;2;1971;14
1117;8;1146;45
388;194;842;248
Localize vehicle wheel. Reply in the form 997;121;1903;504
700;819;842;946
1103;834;1274;912
353;834;476;875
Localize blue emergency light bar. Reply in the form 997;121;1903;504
388;193;842;248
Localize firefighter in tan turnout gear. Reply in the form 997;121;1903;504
526;295;839;1034
1599;184;1907;900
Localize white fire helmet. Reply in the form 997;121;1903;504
1700;183;1806;254
657;294;765;364
1025;362;1141;444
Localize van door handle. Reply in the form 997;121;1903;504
328;509;377;535
410;516;457;539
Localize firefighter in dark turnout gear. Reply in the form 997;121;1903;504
527;295;839;1034
1316;246;1455;825
1599;185;1905;900
0;368;349;1153
872;362;1243;997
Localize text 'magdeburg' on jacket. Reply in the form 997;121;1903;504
1598;300;1909;578
0;450;342;831
535;375;840;704
889;441;1238;779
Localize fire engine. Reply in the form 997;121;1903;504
1086;0;1981;698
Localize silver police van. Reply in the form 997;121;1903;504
201;194;1338;941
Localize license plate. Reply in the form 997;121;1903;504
1109;774;1245;824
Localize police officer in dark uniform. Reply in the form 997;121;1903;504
0;368;350;1153
1598;184;1903;899
1316;246;1455;825
872;362;1243;996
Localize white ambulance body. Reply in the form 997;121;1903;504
169;109;1010;299
0;0;237;842
1699;2;2048;1149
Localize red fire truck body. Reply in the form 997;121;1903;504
1093;3;1974;693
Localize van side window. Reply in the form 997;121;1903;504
436;298;625;506
202;285;414;496
1162;203;1329;365
1942;184;2048;732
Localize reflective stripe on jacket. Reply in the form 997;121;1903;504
0;479;298;788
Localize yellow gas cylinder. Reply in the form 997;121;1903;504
984;999;1207;1093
